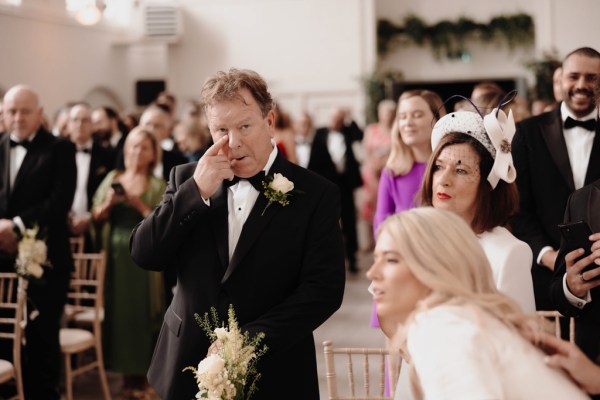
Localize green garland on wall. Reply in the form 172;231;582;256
378;13;534;60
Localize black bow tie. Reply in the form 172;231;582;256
224;171;266;191
77;147;92;154
9;139;30;149
564;117;596;131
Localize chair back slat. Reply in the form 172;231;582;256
535;310;576;343
0;272;27;398
323;340;399;400
66;252;106;322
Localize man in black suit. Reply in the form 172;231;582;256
549;179;600;377
309;108;363;273
130;69;345;399
67;103;114;246
139;104;187;181
0;85;76;399
91;105;128;154
512;47;600;310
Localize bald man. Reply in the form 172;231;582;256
0;85;76;399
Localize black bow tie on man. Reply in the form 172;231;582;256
9;139;30;149
564;116;596;131
224;170;266;191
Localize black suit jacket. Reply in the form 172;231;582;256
309;122;363;190
550;180;600;365
511;106;600;309
86;143;115;209
130;153;345;400
0;128;76;278
161;149;188;182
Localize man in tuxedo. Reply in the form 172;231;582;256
0;85;76;399
512;47;600;310
549;179;600;385
91;105;128;154
67;103;114;244
130;68;345;400
139;104;187;181
310;107;363;273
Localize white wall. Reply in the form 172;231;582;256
0;0;599;124
375;0;600;87
168;0;375;125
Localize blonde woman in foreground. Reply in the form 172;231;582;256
367;207;589;399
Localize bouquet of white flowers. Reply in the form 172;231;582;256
184;305;268;400
14;226;48;279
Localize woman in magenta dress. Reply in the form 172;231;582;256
372;89;446;327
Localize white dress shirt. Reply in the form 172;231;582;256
8;134;33;191
71;140;93;216
227;145;278;260
561;102;596;191
326;130;346;174
295;135;313;169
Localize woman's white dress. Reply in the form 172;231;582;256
478;226;536;313
396;305;588;399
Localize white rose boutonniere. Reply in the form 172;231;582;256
260;173;303;216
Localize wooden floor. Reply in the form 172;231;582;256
66;250;383;400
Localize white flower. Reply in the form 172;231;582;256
197;354;225;376
270;173;294;194
214;327;228;341
14;226;48;279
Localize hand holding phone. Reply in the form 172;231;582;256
111;182;125;196
558;220;598;279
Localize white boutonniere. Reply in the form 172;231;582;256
260;173;303;216
15;225;50;280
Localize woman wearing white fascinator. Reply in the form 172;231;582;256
419;92;536;314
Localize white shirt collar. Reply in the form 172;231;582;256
560;102;597;123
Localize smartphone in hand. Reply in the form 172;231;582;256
111;182;125;196
558;220;598;279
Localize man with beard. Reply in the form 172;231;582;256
512;47;600;311
92;106;127;155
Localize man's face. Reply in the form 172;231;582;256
561;54;600;117
206;88;274;178
0;101;4;133
140;109;172;141
68;105;94;145
92;109;113;139
3;88;43;141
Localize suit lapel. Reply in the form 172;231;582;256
541;108;575;191
209;185;229;270
0;135;10;216
11;130;45;197
221;153;291;284
584;124;600;185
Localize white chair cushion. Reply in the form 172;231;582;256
0;359;14;383
60;328;94;353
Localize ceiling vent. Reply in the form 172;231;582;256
144;3;182;42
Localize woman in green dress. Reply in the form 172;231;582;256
92;126;167;398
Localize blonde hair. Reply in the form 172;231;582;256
377;207;539;398
385;90;445;176
124;126;162;175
